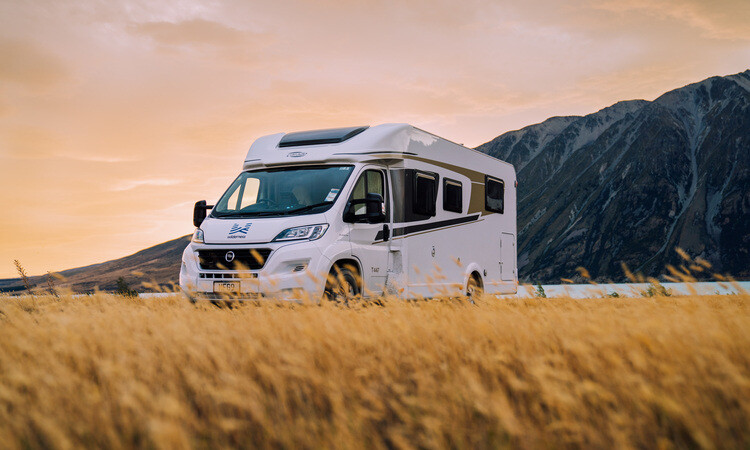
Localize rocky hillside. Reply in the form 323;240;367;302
0;236;190;294
477;70;750;282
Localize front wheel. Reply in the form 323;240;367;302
324;265;360;304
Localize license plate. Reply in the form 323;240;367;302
213;281;240;293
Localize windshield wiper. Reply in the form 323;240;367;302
212;202;333;218
213;211;282;218
282;201;333;215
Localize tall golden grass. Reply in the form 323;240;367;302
1;292;748;449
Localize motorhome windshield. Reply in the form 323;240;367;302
212;166;354;218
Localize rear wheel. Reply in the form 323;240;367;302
466;274;483;302
324;264;360;304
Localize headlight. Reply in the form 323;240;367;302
191;228;204;243
273;224;329;242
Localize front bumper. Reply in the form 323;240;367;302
179;241;329;301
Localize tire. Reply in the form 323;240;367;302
466;274;483;302
324;264;360;304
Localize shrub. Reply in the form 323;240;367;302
115;277;138;297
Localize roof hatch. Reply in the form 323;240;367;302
278;126;369;148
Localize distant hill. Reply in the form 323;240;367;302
0;236;190;293
476;70;750;282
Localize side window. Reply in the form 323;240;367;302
443;178;462;213
351;174;366;203
485;176;504;214
413;171;438;217
351;169;386;215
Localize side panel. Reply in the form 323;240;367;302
399;218;495;298
391;133;517;297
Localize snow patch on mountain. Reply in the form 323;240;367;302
512;116;578;171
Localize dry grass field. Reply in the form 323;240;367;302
0;292;748;449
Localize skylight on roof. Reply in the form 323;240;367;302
278;126;369;148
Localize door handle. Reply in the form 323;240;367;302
382;224;390;242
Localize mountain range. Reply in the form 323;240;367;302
476;69;750;282
2;70;748;292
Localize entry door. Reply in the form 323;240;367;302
501;232;516;281
348;167;390;295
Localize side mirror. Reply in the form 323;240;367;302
343;193;385;224
364;193;386;223
193;200;213;227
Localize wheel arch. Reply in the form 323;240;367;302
464;263;484;289
327;257;363;289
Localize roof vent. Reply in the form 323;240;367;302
278;126;369;148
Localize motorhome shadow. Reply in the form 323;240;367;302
181;124;517;302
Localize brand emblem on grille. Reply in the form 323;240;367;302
225;251;235;263
287;151;306;158
229;223;251;236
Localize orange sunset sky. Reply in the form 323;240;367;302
1;0;749;278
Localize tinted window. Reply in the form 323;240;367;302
391;169;407;223
443;179;462;213
413;171;438;217
485;176;504;214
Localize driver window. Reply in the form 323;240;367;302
351;170;385;215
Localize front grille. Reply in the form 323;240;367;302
198;248;272;270
199;273;258;279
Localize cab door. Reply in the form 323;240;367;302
347;167;391;295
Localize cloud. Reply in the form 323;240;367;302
2;126;64;159
0;38;68;91
592;0;750;41
112;178;183;191
63;155;140;163
133;19;247;47
130;18;273;66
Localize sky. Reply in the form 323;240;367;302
1;0;749;278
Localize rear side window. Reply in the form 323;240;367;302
443;179;462;213
485;176;504;213
413;171;438;216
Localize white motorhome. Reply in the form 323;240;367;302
180;124;517;300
